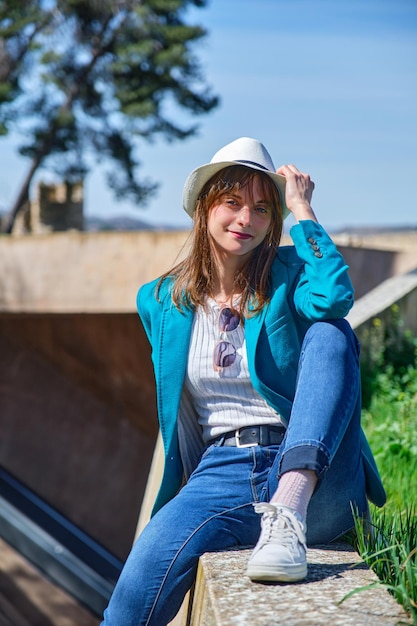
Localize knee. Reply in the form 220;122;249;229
303;319;359;358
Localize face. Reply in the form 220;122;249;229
207;177;272;266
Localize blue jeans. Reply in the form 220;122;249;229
101;320;368;626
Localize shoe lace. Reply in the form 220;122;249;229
254;503;307;549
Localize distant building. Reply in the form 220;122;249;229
13;181;84;234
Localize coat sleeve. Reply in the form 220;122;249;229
136;279;159;343
289;220;354;320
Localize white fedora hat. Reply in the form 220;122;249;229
182;137;289;219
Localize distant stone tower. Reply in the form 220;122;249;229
34;181;84;233
13;180;84;234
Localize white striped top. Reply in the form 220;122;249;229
178;299;283;466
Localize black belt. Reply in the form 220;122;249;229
212;425;286;448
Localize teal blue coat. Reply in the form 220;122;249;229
137;220;386;515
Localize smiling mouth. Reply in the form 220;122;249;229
230;231;253;240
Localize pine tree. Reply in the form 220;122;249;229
0;0;218;232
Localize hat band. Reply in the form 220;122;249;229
235;159;270;171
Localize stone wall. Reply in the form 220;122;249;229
0;313;158;560
0;230;190;312
0;230;190;559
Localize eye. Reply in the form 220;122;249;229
255;204;269;214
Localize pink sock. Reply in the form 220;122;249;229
270;470;317;521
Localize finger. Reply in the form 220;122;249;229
277;164;306;177
293;169;314;190
276;164;299;175
276;165;290;176
286;164;302;174
277;165;314;189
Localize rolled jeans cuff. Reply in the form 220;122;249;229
279;444;329;480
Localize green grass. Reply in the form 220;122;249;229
351;507;417;622
352;310;417;623
362;365;417;511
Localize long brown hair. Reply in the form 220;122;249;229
157;165;283;316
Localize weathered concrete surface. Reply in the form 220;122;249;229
347;268;417;336
0;230;190;312
332;230;417;252
335;244;417;299
0;313;158;559
187;544;412;626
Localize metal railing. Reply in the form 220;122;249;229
0;466;123;616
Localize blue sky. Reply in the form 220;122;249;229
0;0;416;231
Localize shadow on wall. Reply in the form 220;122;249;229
0;312;158;561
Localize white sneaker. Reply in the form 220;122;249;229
247;503;307;582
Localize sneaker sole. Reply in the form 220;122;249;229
246;562;307;582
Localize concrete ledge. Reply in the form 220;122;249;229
184;543;411;625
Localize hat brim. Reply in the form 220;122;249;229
182;161;290;220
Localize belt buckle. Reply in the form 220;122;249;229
235;428;259;448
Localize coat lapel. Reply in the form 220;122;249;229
245;304;268;377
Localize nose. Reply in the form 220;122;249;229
237;205;251;226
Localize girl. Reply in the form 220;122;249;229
102;137;385;626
